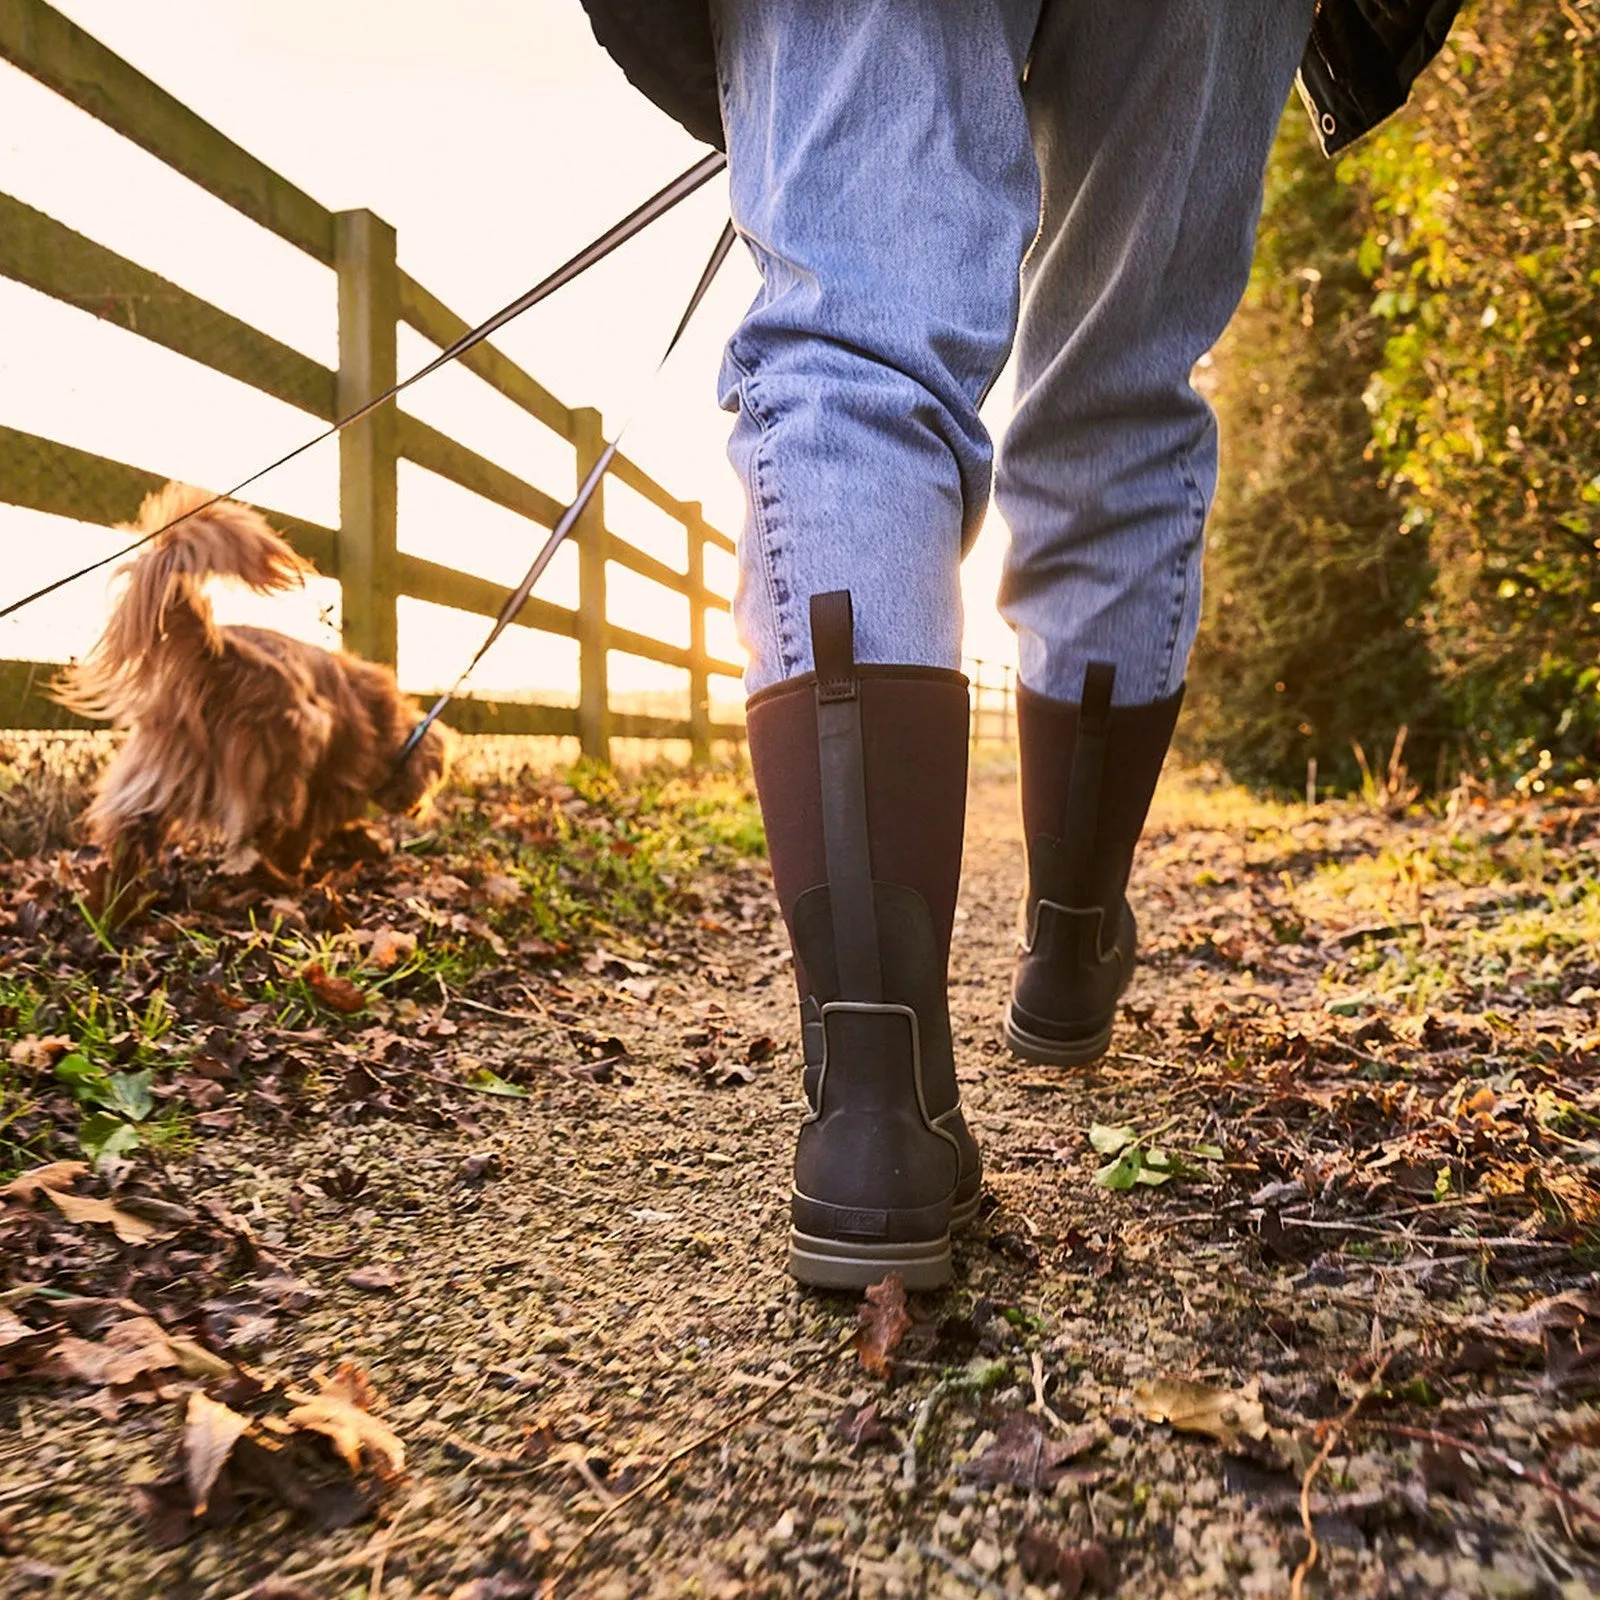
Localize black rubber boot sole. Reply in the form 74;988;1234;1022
1003;1005;1114;1067
788;1227;953;1291
788;1167;981;1291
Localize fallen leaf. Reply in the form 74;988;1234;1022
1016;1531;1111;1595
466;1066;529;1098
0;1310;53;1371
46;1188;162;1245
1475;1292;1600;1345
286;1363;406;1480
856;1273;912;1377
834;1402;897;1450
1089;1124;1138;1156
962;1414;1108;1489
1132;1377;1269;1451
7;1034;74;1070
346;1265;397;1294
48;1317;232;1387
1;1159;89;1202
479;874;523;907
364;928;417;970
1095;1146;1174;1189
459;1151;499;1184
184;1392;252;1516
1419;1440;1476;1500
302;964;367;1014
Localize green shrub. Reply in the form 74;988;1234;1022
1344;0;1600;789
1186;112;1443;795
1189;0;1599;795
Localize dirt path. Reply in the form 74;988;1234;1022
6;761;1600;1598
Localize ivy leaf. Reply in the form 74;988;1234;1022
105;1070;154;1122
79;1113;142;1166
1094;1149;1145;1190
54;1052;106;1101
466;1066;528;1098
1089;1124;1138;1156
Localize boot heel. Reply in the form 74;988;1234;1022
788;1227;952;1291
1004;1004;1114;1067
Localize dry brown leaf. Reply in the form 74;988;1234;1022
286;1363;405;1479
7;1034;74;1070
302;963;367;1014
963;1415;1109;1489
346;1265;397;1294
856;1273;912;1377
48;1316;229;1387
364;927;417;970
1476;1292;1600;1345
1132;1377;1268;1452
46;1188;164;1245
479;874;523;907
1017;1531;1112;1595
184;1391;252;1516
1;1159;89;1202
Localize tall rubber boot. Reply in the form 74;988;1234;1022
1005;663;1184;1066
747;592;980;1291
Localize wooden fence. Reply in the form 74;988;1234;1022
967;658;1017;747
0;0;744;761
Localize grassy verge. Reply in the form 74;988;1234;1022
0;746;763;1178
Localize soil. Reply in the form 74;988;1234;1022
5;760;1600;1600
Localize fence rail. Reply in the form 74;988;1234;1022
0;0;742;759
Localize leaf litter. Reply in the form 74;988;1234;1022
5;757;1600;1594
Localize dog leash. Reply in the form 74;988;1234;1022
395;218;738;763
0;151;728;624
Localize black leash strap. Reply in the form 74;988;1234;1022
0;151;728;624
396;217;738;761
810;590;884;1004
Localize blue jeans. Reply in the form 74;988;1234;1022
712;0;1317;705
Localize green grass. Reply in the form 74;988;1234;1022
0;754;766;1178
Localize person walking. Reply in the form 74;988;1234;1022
579;0;1462;1290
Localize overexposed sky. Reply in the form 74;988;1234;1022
0;0;1018;707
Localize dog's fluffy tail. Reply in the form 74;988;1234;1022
57;483;312;721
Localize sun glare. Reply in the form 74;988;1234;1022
0;0;1018;726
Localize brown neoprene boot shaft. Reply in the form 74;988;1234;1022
1007;668;1183;1066
746;593;979;1290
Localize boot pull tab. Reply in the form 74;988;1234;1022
809;591;883;1004
811;590;859;703
1061;661;1116;904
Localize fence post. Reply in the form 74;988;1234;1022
685;503;712;764
335;209;399;666
573;407;610;763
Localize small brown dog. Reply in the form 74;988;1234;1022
58;483;451;876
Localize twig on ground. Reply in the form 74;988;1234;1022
1030;1349;1076;1438
1278;1217;1565;1250
431;1426;562;1476
1363;1423;1600;1527
548;1333;855;1581
1314;1034;1409;1072
450;994;548;1023
369;1488;426;1600
1291;1352;1394;1600
222;1527;436;1600
901;1378;953;1494
917;1542;1012;1599
560;1443;618;1508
